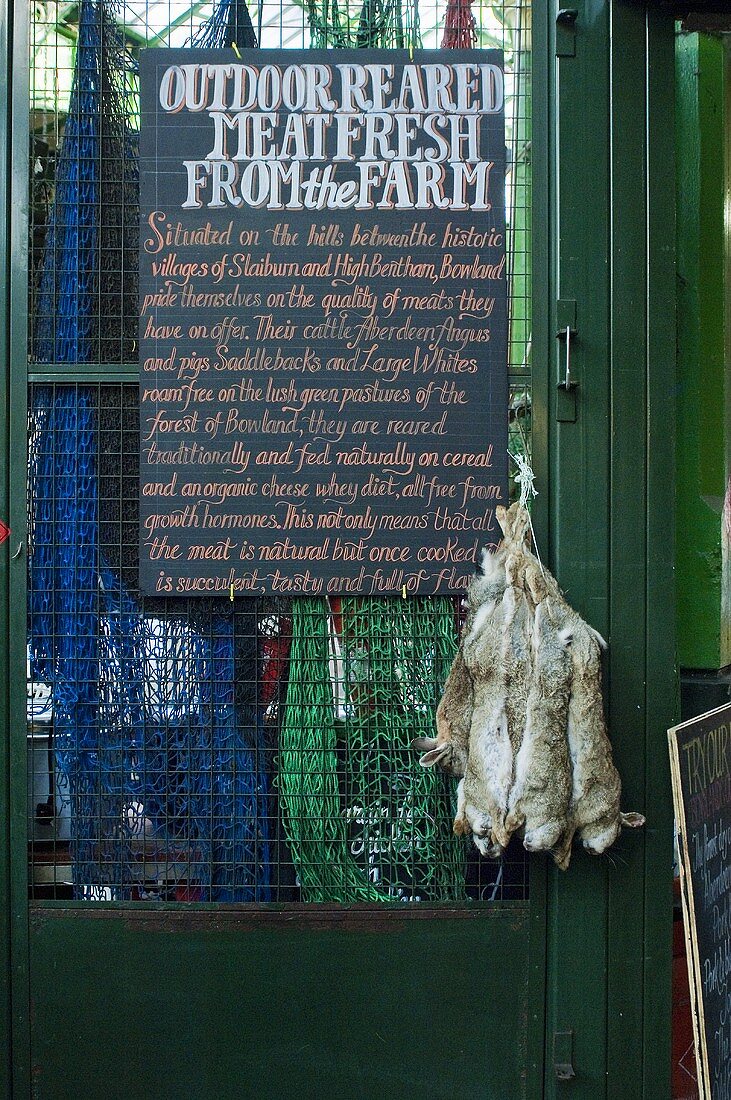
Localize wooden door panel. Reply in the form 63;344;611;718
29;906;530;1100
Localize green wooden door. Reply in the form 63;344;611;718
0;2;676;1098
7;3;543;1097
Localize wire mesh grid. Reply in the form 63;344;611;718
27;0;532;903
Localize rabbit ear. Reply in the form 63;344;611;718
524;562;547;607
586;624;608;650
411;736;437;752
419;744;452;768
495;504;510;536
620;812;646;829
505;551;522;587
508;504;531;547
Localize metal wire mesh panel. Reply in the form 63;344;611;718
27;0;532;904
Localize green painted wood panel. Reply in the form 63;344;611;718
642;11;677;1095
0;0;12;1093
545;0;613;1091
29;907;530;1100
543;3;676;1097
7;0;33;1097
607;7;675;1098
9;0;32;1092
676;32;728;670
607;1;651;1092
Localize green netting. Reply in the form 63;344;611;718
279;598;465;902
306;0;421;50
278;0;523;905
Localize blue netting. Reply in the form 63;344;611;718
29;0;270;901
190;0;258;48
33;0;137;364
29;388;271;900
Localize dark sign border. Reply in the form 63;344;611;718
138;48;509;598
669;701;731;1100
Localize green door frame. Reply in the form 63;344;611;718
3;0;32;1092
542;2;676;1096
0;1;677;1096
5;0;32;1092
1;0;13;1090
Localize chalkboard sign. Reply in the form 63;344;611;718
139;49;508;597
669;703;731;1099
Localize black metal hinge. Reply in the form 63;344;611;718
553;1029;577;1081
556;7;579;57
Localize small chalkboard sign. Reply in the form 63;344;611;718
669;702;731;1099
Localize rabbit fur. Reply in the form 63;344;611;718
458;562;514;852
504;599;574;855
419;502;645;869
413;540;509;779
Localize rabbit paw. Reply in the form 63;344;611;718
473;832;502;859
453;813;471;837
464;803;493;838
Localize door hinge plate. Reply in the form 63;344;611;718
553;1029;576;1081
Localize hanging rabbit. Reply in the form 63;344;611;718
417;501;645;869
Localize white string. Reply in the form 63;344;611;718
509;449;537;509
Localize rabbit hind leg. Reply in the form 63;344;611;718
453;778;471;836
580;817;621;855
551;826;576;871
463;803;502;857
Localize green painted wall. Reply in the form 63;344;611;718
676;32;728;670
